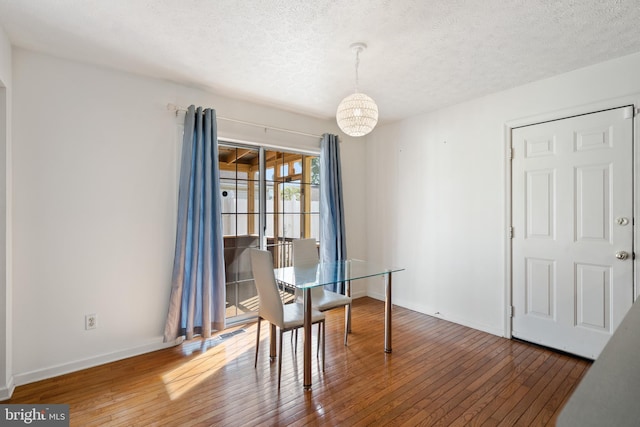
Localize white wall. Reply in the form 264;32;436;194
0;23;12;399
11;48;367;384
14;38;640;389
366;51;640;336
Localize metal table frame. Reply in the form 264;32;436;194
274;260;403;390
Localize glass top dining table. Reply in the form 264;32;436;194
274;259;404;390
274;259;404;288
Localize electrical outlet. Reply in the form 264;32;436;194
85;314;97;330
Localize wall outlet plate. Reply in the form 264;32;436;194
85;314;97;330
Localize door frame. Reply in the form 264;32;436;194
504;94;640;338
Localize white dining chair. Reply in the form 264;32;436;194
250;248;325;389
293;238;352;345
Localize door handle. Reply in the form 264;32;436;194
615;251;629;260
616;217;630;226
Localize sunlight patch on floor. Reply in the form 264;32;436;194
162;324;256;400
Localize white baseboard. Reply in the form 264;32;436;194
0;376;15;401
8;293;503;394
13;337;177;388
351;289;367;299
367;291;504;338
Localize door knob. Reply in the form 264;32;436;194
616;217;629;226
615;251;629;260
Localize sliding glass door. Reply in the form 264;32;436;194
219;142;319;324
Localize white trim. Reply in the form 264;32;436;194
507;95;637;129
0;376;14;401
350;288;368;299
633;101;639;301
504;93;640;338
503;123;513;339
368;292;505;337
13;338;176;387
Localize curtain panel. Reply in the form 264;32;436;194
319;133;347;264
163;105;226;342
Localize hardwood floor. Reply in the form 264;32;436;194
7;298;590;426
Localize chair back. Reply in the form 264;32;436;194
250;249;284;326
292;239;323;298
292;238;319;268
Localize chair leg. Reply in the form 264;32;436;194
321;320;325;371
317;322;321;358
278;329;284;390
344;304;351;345
293;328;298;353
255;317;261;368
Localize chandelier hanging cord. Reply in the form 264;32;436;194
354;46;360;93
351;42;366;93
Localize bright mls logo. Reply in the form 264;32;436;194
1;405;69;426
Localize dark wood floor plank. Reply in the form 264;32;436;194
494;355;570;426
532;361;589;427
544;360;589;426
5;297;590;426
428;344;538;426
357;335;516;426
475;351;554;426
512;354;579;426
490;355;561;426
290;319;485;426
331;328;500;426
450;349;549;426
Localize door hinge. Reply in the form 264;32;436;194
508;147;514;160
508;305;514;318
508;226;514;239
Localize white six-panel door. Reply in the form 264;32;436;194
512;106;634;359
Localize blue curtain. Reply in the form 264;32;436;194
164;105;226;342
319;133;347;265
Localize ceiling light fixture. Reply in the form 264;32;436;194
336;42;379;137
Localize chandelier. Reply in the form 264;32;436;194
336;43;379;137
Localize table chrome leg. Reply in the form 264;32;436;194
346;278;352;333
384;272;392;353
303;287;312;390
270;323;277;362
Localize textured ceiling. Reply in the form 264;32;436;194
0;0;639;123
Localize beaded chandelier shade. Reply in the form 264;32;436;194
336;43;378;137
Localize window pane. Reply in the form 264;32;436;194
282;182;301;213
235;182;248;214
251;212;259;234
221;144;320;323
224;234;259;318
280;213;301;239
220;169;236;179
310;184;320;214
266;167;274;181
266;181;275;214
250;180;259;215
309;214;319;241
265;213;275;239
293;160;302;175
220;179;236;214
236;214;249;235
